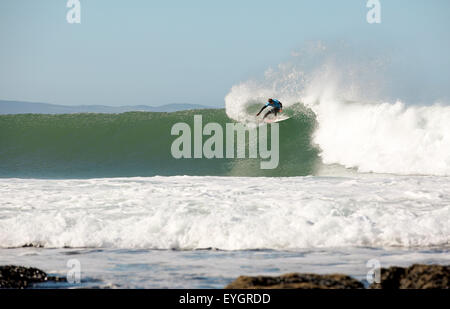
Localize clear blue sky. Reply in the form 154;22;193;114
1;0;449;107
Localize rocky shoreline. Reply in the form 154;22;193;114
369;264;449;289
226;273;364;289
1;264;448;289
226;264;450;289
0;265;64;289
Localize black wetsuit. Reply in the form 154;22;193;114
257;99;283;119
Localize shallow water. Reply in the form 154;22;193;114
0;247;449;288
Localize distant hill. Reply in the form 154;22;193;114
0;100;216;114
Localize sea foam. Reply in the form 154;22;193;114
1;176;448;250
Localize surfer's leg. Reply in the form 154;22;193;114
263;110;273;119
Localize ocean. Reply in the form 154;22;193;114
0;99;449;287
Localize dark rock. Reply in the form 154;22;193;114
225;273;364;289
21;243;44;248
0;265;64;289
370;264;450;289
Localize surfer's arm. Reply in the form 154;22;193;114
256;105;268;116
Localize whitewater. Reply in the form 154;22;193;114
0;175;449;288
0;176;449;250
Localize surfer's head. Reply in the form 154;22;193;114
268;98;273;104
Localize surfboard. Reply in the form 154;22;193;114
262;114;290;123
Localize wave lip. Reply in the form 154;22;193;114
1;176;448;250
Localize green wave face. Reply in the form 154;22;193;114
0;108;319;178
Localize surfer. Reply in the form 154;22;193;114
256;98;283;119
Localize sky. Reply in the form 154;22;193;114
0;0;449;107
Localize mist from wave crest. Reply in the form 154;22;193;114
225;42;450;175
